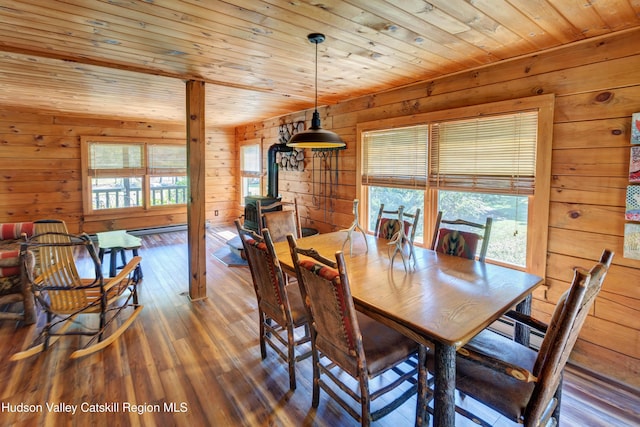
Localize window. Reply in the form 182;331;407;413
240;141;261;204
357;95;553;276
361;125;428;242
81;137;187;215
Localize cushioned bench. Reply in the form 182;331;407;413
0;222;36;324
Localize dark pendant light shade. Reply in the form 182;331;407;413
287;33;346;150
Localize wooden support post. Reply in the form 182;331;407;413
186;80;207;300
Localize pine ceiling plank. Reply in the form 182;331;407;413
47;0;420;97
589;0;640;31
391;0;532;56
242;0;462;72
546;0;610;37
341;0;493;65
506;0;586;43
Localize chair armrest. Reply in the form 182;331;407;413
503;310;548;334
457;345;537;383
103;256;141;291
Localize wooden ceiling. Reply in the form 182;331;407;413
1;0;639;127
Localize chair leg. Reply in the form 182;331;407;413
552;375;563;423
259;312;267;360
43;312;53;351
360;375;371;427
312;349;321;408
98;296;107;342
287;325;297;390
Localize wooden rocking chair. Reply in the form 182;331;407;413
11;231;143;360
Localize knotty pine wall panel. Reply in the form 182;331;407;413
0;111;236;232
237;28;640;388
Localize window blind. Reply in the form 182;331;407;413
88;142;145;177
362;124;428;188
240;144;261;177
429;111;538;194
148;144;186;175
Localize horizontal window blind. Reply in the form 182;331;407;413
429;111;537;194
148;144;186;175
362;124;428;188
88;142;145;177
240;144;261;177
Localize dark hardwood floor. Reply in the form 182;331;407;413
1;226;638;426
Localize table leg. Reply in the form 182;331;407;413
434;343;456;427
416;344;429;427
109;249;119;278
132;248;143;281
515;294;532;346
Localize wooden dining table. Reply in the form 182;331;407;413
273;230;544;427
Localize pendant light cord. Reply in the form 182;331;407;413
314;38;318;112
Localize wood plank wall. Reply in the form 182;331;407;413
0;111;237;233
236;28;640;390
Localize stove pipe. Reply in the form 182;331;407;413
267;143;294;198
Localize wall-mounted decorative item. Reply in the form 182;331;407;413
625;113;640;259
630;146;640;182
277;122;305;171
631;112;640;144
624;223;640;260
279;122;305;144
625;185;640;221
275;148;305;171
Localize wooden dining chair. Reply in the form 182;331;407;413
256;198;302;243
374;204;421;270
11;230;143;360
374;204;421;245
430;249;613;427
430;210;492;262
287;234;429;426
234;219;310;390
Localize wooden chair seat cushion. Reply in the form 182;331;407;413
377;218;410;240
358;312;418;376
435;228;479;259
428;329;538;421
299;259;341;281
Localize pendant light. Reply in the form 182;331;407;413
287;33;346;149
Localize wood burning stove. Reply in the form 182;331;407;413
243;143;293;232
